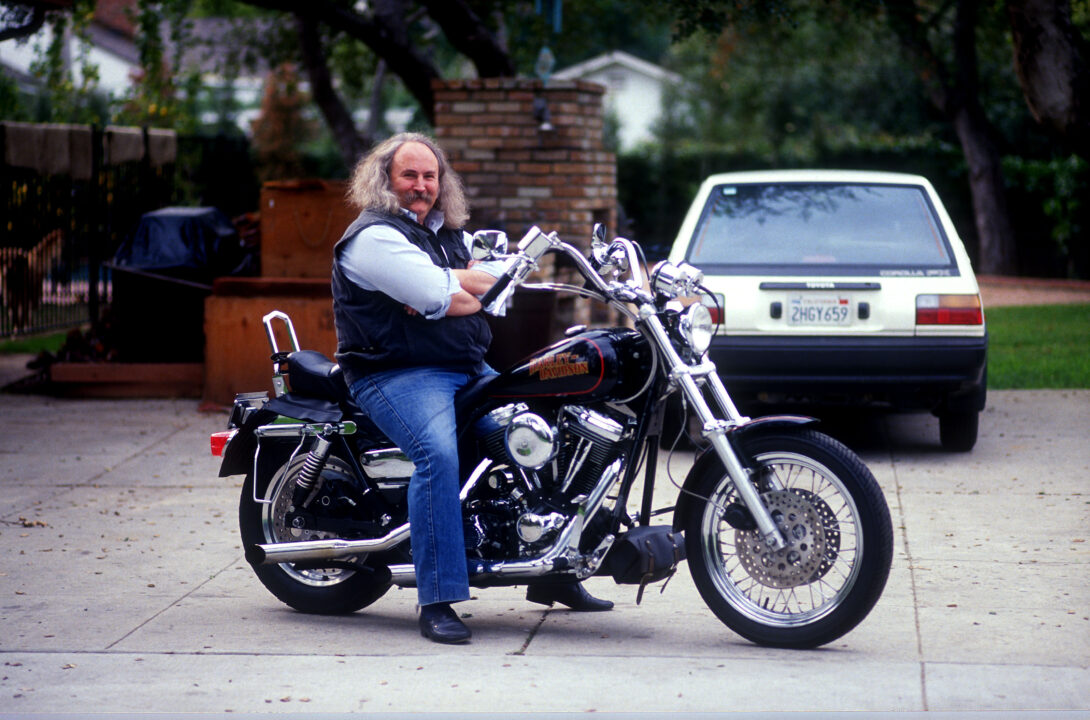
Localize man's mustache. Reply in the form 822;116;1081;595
404;191;434;204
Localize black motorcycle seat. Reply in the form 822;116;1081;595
287;350;347;399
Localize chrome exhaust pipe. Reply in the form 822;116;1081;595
248;459;495;567
246;523;410;565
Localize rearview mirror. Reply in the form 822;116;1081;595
471;230;508;260
591;223;609;264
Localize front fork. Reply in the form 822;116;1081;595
641;311;788;552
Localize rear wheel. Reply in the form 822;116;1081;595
939;410;979;452
682;429;893;648
239;455;392;614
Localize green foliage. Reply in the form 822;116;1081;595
113;0;198;129
660;0;794;41
986;304;1090;389
250;63;314;183
478;0;674;73
657;6;941;159
1003;155;1090;278
0;73;31;122
23;0;111;124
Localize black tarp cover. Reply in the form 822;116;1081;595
113;207;248;282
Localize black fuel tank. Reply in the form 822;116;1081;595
487;328;653;402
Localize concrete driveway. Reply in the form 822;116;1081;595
0;390;1087;714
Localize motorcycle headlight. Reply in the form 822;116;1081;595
680;303;714;356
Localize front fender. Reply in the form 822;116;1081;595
671;414;817;533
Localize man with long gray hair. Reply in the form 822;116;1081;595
332;133;612;644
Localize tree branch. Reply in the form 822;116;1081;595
882;0;955;114
237;0;441;121
0;4;47;43
295;12;369;169
1007;0;1090;158
417;0;514;77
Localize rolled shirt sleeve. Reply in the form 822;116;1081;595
340;224;459;319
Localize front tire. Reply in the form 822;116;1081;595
682;429;893;648
239;455;392;614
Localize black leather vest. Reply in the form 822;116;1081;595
331;210;492;387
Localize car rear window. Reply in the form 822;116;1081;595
685;182;959;277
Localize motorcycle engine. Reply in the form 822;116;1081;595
464;403;629;561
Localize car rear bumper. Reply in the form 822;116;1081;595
708;333;988;412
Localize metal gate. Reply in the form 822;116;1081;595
2;122;196;339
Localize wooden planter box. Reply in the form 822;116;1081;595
259;179;356;279
203;277;337;406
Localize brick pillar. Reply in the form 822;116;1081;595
433;78;617;330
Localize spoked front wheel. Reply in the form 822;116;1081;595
683;428;893;648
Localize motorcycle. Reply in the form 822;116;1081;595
210;224;893;648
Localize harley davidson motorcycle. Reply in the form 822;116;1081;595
210;225;893;648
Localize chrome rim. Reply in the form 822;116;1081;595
700;451;862;627
261;456;359;587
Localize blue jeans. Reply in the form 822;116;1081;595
349;366;488;607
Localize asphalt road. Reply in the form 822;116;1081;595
0;389;1087;716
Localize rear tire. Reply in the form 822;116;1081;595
239;456;392;614
682;428;893;648
939;410;978;452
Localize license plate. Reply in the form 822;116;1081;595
788;294;853;326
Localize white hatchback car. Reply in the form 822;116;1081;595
668;170;988;451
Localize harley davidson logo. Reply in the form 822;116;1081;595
528;352;590;381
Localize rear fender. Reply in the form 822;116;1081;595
671;414;817;533
219;407;271;477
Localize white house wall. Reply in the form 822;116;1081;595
0;28;135;100
578;67;663;150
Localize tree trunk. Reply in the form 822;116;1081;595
0;4;48;42
1006;0;1090;158
951;0;1018;275
366;60;388;141
886;0;1019;275
952;106;1018;274
295;13;369;170
239;0;441;122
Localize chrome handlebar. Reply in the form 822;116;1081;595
479;226;653;314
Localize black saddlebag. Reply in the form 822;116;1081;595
602;525;685;587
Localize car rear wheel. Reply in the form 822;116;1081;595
939;409;979;452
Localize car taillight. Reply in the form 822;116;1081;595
916;294;984;325
210;430;235;457
702;293;725;326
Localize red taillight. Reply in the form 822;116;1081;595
210;430;235;457
916;294;984;325
702;293;725;326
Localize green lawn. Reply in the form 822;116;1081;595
0;330;68;356
986;303;1090;389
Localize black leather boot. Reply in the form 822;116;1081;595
526;582;614;611
418;602;472;644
